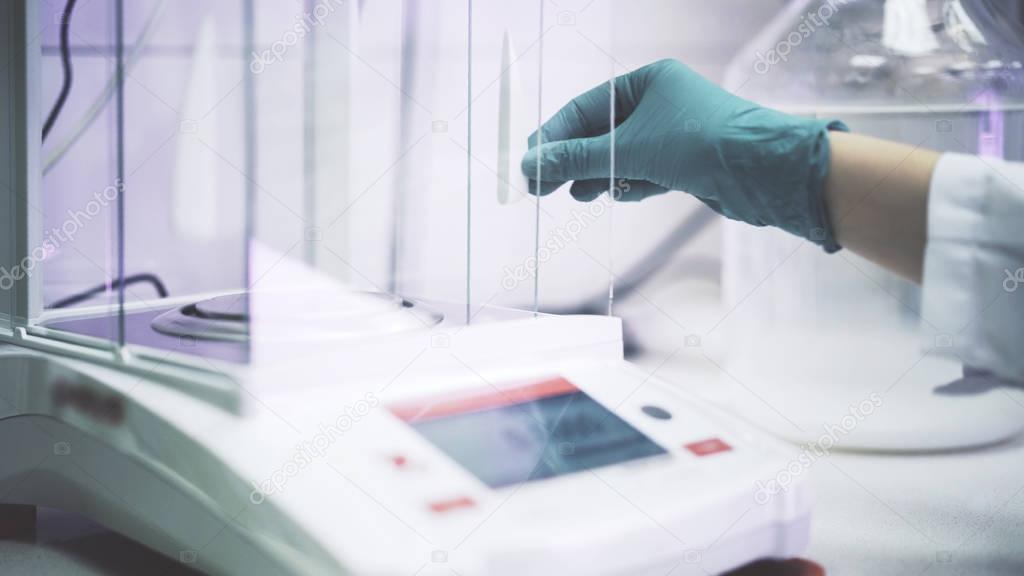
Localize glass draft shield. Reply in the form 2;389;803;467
34;0;253;365
13;0;621;385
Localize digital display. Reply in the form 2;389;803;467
390;378;667;488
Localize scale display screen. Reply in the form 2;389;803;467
390;377;667;488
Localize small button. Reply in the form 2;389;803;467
388;454;426;472
641;405;672;420
685;437;732;457
429;496;476;514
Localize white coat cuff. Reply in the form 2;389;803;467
921;153;1024;382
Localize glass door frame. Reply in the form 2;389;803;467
0;0;239;412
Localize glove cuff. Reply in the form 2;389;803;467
806;119;849;254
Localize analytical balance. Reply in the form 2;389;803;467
0;1;811;574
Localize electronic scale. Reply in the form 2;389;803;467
0;292;813;575
1;1;812;574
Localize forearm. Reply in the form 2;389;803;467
824;131;940;283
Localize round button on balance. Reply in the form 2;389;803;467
641;405;672;420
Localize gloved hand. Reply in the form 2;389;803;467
521;59;847;252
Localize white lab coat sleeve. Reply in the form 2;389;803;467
921;153;1024;382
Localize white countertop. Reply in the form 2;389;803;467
4;275;1023;575
633;350;1024;576
621;270;1024;576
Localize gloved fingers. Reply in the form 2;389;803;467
568;179;668;202
568;179;607;202
521;134;613;184
528;98;598;150
527;67;649;148
526;179;569;197
698;197;723;215
616;179;670;201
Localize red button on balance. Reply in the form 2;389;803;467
684;437;732;457
429;496;476;514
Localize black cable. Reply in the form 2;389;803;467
50;273;169;309
42;0;79;142
42;0;171;312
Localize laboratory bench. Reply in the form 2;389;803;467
2;280;1023;576
4;427;1023;576
637;351;1024;576
623;274;1024;576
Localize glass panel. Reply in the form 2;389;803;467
446;1;617;319
292;0;473;321
0;0;18;335
244;0;426;344
272;0;616;329
531;0;616;316
37;0;120;344
465;0;548;316
314;0;407;298
30;0;620;366
125;0;251;361
37;0;252;363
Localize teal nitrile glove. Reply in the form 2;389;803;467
521;59;847;252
